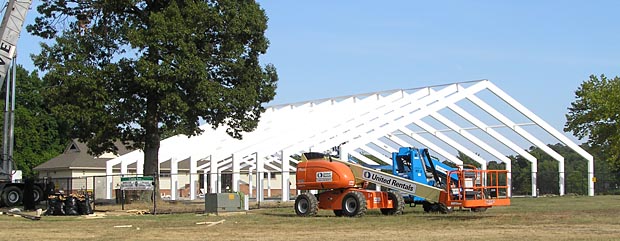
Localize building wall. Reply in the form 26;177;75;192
237;172;297;189
236;172;297;198
238;184;297;198
158;172;194;198
37;169;107;196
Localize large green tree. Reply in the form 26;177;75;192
565;74;620;170
0;66;66;177
28;1;278;175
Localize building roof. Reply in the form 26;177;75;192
34;139;133;171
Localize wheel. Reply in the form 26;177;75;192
422;201;432;212
422;201;449;214
1;186;23;207
381;191;405;215
333;209;344;217
294;192;318;217
437;203;450;214
341;191;366;217
32;185;44;204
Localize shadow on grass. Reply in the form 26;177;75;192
258;212;495;221
422;214;495;221
258;212;301;217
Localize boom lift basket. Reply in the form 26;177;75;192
443;166;511;210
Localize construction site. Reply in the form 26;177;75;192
1;80;599;217
0;1;619;240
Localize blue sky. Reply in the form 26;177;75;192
255;1;620;141
14;1;620;144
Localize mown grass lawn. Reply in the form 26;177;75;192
0;195;618;240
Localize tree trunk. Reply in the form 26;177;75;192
143;96;160;177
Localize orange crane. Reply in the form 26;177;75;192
294;152;510;217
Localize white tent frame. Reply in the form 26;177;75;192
105;80;594;201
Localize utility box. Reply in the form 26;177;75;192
205;193;243;213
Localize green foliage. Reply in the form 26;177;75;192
487;161;506;170
508;143;591;195
565;74;620;170
441;160;457;168
585;144;620;194
0;66;66;177
555;144;588;195
529;145;559;195
28;1;278;175
509;154;531;195
456;151;481;168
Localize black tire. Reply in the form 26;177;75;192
295;192;318;217
422;201;432;212
341;191;366;217
381;191;405;215
333;209;344;217
2;186;23;207
423;201;449;214
32;185;44;204
437;203;450;214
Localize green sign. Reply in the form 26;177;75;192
120;176;155;190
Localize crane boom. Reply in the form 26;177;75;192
0;0;31;84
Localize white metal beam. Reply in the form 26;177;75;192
387;131;464;165
484;81;593;196
466;88;562;197
341;82;488;156
412;120;488;169
107;80;593;198
430;112;512;164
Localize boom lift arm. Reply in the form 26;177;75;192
330;156;444;203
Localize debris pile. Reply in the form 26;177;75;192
45;193;93;216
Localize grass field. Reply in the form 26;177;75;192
0;195;619;240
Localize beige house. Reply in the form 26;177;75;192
34;139;133;198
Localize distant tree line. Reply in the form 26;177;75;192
457;144;620;195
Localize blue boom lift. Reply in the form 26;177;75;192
363;147;511;212
390;147;459;211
